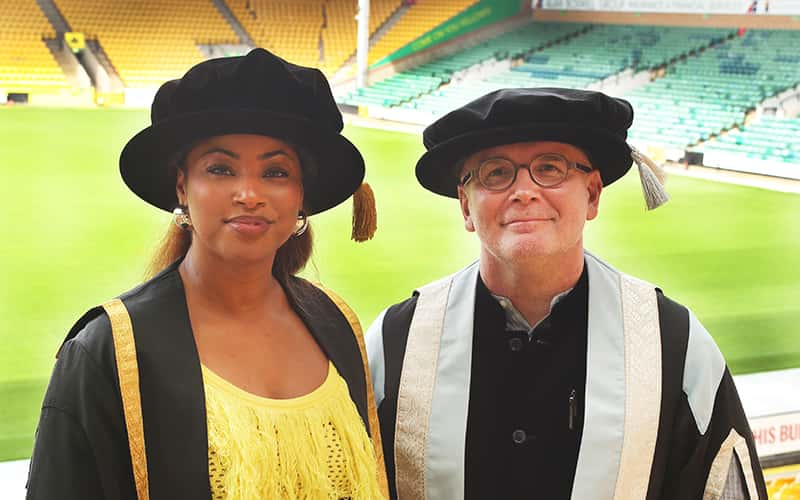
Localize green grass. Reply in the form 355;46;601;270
1;107;799;461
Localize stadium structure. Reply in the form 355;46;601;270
4;0;800;179
2;0;800;497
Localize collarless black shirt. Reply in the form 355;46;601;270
464;266;589;500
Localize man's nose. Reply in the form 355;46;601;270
508;165;541;203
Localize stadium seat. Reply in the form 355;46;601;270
338;22;585;109
322;0;398;74
0;0;69;93
698;115;800;165
776;479;800;500
627;29;800;149
226;0;323;69
367;0;480;66
348;22;735;124
55;0;239;88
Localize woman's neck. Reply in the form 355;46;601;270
179;247;283;315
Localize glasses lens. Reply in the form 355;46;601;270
478;159;516;190
532;155;569;186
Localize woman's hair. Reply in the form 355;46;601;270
143;142;314;281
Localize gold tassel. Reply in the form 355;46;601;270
631;146;670;211
352;182;377;242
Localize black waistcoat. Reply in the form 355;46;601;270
464;269;589;500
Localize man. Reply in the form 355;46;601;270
365;88;767;500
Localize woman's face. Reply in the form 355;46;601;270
176;134;304;266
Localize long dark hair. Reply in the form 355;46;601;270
143;145;314;281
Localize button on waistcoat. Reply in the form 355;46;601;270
464;270;589;500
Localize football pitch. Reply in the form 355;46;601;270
1;106;799;461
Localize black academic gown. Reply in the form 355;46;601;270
370;271;767;500
26;261;374;500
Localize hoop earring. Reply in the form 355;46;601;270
173;206;192;230
293;210;308;237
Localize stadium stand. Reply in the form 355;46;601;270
322;0;398;74
512;24;730;85
226;0;323;69
367;0;479;66
54;0;238;88
627;29;800;149
343;23;734;120
339;22;585;108
412;24;732;116
0;0;69;94
697;115;800;165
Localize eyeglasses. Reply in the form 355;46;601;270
459;153;593;191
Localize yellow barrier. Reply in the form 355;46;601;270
95;91;125;106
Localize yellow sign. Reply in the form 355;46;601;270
64;32;85;52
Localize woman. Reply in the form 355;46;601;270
26;48;386;499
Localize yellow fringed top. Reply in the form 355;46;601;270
202;361;384;499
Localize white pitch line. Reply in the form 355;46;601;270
343;113;424;135
0;459;28;500
664;163;800;194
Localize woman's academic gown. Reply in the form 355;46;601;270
26;261;377;499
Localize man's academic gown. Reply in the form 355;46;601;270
365;253;767;500
26;261;378;499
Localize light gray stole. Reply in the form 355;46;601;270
393;251;663;500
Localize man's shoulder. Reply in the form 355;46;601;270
607;259;692;338
370;264;477;332
655;289;690;332
370;294;420;334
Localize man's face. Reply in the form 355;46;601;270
457;141;603;265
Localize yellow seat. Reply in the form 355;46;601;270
771;477;800;500
0;0;69;91
54;0;239;88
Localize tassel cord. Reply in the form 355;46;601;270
352;182;377;242
630;146;670;211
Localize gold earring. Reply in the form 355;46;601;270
173;206;192;229
293;211;308;236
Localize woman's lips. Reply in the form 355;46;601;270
225;216;272;235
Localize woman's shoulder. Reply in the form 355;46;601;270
285;276;353;316
284;275;335;306
59;264;183;359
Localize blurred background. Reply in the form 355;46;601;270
2;0;800;497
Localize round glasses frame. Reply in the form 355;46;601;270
459;153;593;191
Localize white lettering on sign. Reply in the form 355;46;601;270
749;412;800;457
538;0;800;11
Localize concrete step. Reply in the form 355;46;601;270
35;0;70;33
42;37;91;88
331;2;410;82
214;0;255;47
85;39;125;92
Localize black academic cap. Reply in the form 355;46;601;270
416;87;636;198
120;48;366;217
